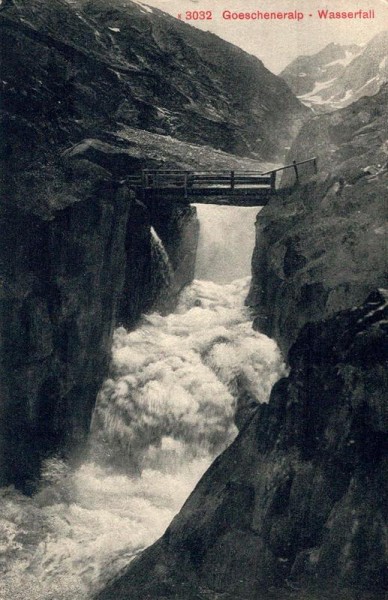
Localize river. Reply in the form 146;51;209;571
0;205;285;600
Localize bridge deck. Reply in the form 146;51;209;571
126;158;317;206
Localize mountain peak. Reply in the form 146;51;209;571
280;31;388;112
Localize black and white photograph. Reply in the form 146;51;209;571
0;0;387;598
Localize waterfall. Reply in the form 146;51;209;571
150;226;174;285
194;205;261;283
148;226;175;312
0;205;285;600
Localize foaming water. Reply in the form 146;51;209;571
0;279;285;600
91;278;284;471
0;458;204;600
0;207;285;599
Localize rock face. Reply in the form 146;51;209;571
67;0;308;160
0;0;307;164
246;83;388;354
0;160;198;494
96;290;388;600
280;32;388;112
0;167;131;491
0;0;296;168
118;199;199;329
0;0;198;490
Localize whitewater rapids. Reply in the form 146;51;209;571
0;206;286;599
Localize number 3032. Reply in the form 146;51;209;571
185;10;212;20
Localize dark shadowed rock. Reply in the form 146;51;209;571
246;84;388;354
0;167;131;492
62;139;150;176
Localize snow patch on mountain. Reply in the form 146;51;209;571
281;32;388;112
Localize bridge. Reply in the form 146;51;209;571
126;157;318;206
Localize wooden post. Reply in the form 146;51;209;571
184;173;188;199
231;170;235;190
270;171;276;192
293;160;299;183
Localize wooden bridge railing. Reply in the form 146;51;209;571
139;170;274;195
261;156;318;183
124;157;317;199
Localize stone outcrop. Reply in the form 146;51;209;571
0;165;131;491
0;145;199;492
96;290;388;600
0;0;204;490
247;83;388;355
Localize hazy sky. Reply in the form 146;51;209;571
142;0;388;72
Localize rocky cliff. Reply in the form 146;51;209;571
0;0;307;165
0;163;198;493
247;83;388;354
96;289;388;600
0;165;131;491
67;0;308;160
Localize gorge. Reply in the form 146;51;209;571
0;1;387;599
94;92;388;596
1;204;287;600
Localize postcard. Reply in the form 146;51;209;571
0;0;386;598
